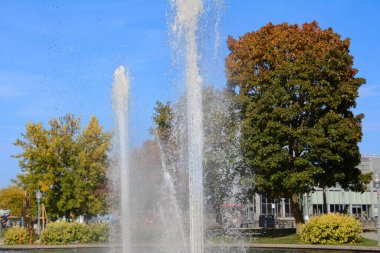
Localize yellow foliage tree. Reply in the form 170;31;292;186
14;114;111;219
0;185;25;217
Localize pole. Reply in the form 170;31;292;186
377;189;380;247
37;197;40;236
36;190;41;237
374;172;380;247
305;194;309;220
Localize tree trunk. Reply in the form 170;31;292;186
322;188;328;214
290;193;305;233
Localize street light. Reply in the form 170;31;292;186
36;190;42;237
373;172;380;246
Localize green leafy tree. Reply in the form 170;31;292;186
202;87;243;223
152;100;187;209
152;101;179;182
14;114;111;220
0;185;25;217
226;21;371;232
152;87;242;224
153;101;175;141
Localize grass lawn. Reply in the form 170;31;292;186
208;233;378;247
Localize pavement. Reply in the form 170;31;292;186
0;234;379;251
364;231;379;241
0;244;110;249
0;243;380;252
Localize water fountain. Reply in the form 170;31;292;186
110;1;222;253
111;65;131;253
108;2;352;253
0;1;366;253
109;0;211;252
171;1;205;253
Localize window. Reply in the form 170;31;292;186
312;204;323;215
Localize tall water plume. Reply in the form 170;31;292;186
110;1;229;252
157;137;188;252
111;65;130;253
171;1;205;253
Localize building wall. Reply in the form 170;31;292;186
249;155;380;224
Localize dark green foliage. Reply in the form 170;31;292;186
202;87;244;221
153;101;174;131
226;21;371;229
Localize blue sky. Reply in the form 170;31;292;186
1;0;379;187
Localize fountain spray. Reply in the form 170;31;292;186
112;65;131;253
171;1;204;252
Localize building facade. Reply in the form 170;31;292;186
245;155;380;227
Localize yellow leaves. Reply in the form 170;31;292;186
0;185;25;217
14;113;111;217
4;226;37;245
41;222;109;244
300;213;363;244
38;180;53;193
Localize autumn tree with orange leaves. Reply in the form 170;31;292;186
226;21;371;232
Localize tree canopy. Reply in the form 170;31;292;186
14;114;111;219
226;21;371;231
0;185;25;217
152;87;242;223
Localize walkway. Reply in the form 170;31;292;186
0;234;379;252
0;243;379;252
364;231;379;241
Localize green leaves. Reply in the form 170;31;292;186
4;226;37;245
226;22;370;229
152;87;243;223
14;114;111;219
41;222;109;245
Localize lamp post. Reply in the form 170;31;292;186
374;173;380;246
36;190;42;237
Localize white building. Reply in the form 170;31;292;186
246;155;380;227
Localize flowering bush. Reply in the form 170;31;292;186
300;213;363;244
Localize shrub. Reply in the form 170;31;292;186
88;223;109;242
74;223;92;243
41;221;109;245
300;213;363;244
41;222;70;245
4;226;37;245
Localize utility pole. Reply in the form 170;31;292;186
36;190;42;237
374;172;380;247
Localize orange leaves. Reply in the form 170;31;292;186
226;21;358;99
227;20;366;199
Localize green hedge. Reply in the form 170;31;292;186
300;213;363;244
41;221;109;245
4;226;37;245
